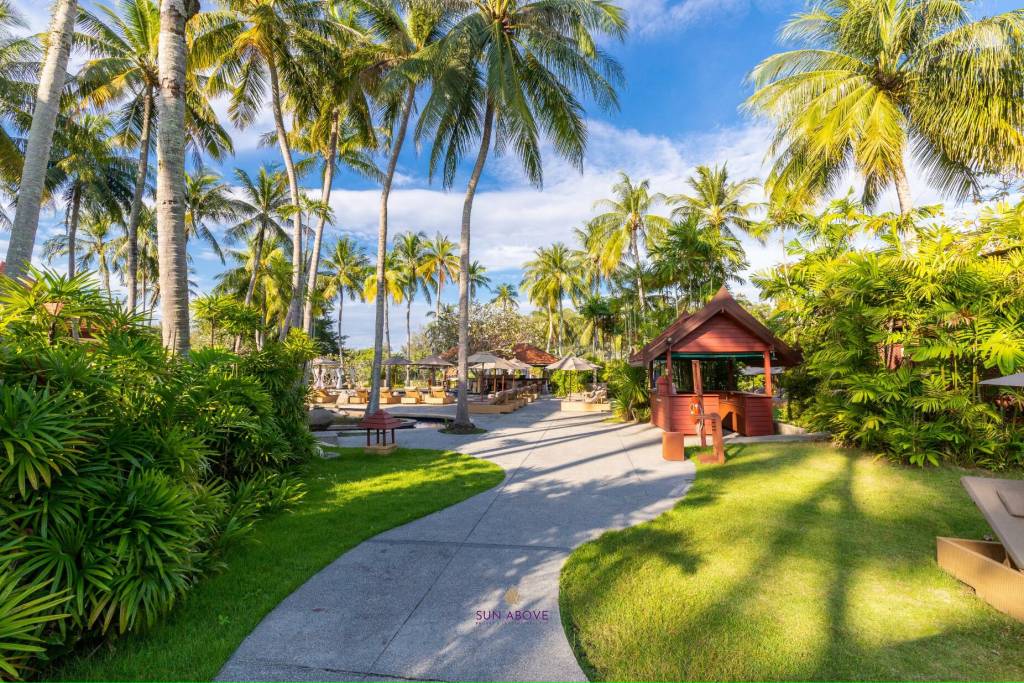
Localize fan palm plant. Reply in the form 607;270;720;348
467;260;489;302
416;0;626;427
587;172;670;312
746;0;1024;213
226;165;289;308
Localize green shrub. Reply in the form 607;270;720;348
550;370;587;397
0;269;314;678
605;360;649;421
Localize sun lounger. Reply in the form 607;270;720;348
470;391;516;414
424;387;454;405
937;477;1024;621
401;388;425;404
379;388;401;405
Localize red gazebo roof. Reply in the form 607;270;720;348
512;343;559;367
357;410;405;430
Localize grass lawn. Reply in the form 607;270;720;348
52;447;504;682
560;443;1024;681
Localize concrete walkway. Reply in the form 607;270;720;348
217;400;695;682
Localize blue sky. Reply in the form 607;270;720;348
12;0;1021;347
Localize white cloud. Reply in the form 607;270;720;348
617;0;790;37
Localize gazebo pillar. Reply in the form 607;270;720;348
763;350;773;395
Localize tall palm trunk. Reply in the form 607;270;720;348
126;89;153;310
336;291;344;350
268;56;303;341
435;276;442;319
66;184;81;276
302;114;338;335
155;0;196;354
894;166;912;215
405;295;412;385
5;0;78;279
545;305;553;352
630;228;646;311
368;84;415;415
233;225;264;352
454;101;494;429
384;301;391;358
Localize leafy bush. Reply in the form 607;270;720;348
549;369;587;397
755;201;1024;469
0;270;313;678
605;360;650;421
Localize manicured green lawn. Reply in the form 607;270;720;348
560;443;1024;681
52;447;504;682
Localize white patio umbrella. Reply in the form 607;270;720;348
468;352;517;392
415;354;454;386
382;356;411;387
980;373;1024;387
546;355;599;371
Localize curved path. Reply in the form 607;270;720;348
218;400;695;682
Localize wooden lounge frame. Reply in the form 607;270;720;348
937;477;1024;622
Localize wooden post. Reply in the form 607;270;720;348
763;350;773;395
728;358;735;390
692;359;706;447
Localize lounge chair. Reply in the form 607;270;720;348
937;477;1024;621
424;386;454;405
401;388;425;404
379;388;401;405
470;391;516;414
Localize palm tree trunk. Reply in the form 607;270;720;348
126;88;153;311
557;296;564;355
337;293;346;383
233;225;264;352
630;229;646;311
4;0;78;279
894;166;912;215
454;100;495;429
302;114;338;335
368;84;415;415
268;55;303;341
66;184;81;277
406;296;412;385
384;301;391;359
546;306;553;352
154;0;196;355
436;276;442;320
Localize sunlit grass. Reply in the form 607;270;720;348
560;443;1024;681
52;448;504;682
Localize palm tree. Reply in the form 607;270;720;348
467;260;489;302
667;164;761;240
154;0;198;353
350;0;456;413
0;1;35;189
648;215;749;312
76;0;231;309
224;165;289;340
588;172;670;312
393;230;429;380
194;0;338;338
746;0;1024;214
322;236;369;359
5;0;78;278
417;0;626;428
521;243;585;354
297;112;379;336
363;250;404;361
47;113;134;276
43;209;120;296
490;283;518;311
421;232;459;319
182;171;242;264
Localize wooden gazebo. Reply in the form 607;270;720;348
629;287;801;438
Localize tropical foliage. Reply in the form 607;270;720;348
0;270;313;679
755;199;1024;468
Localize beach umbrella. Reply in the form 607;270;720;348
415;354;453;386
468;352;517;392
980;373;1024;387
382;356;411;386
546;355;598;371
